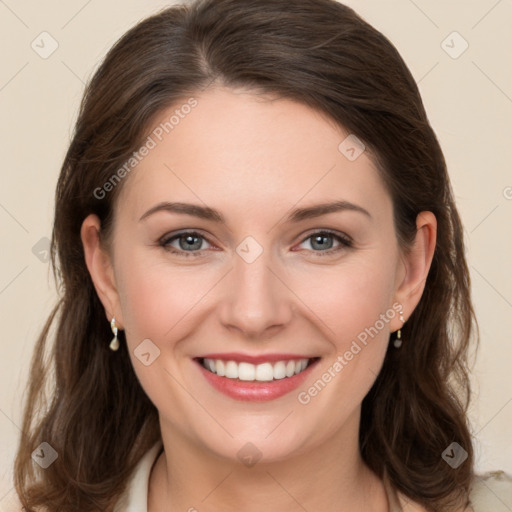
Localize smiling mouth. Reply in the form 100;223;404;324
197;357;320;382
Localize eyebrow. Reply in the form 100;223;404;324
138;200;372;223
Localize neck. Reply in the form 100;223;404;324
148;410;389;512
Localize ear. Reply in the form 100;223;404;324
81;214;124;328
392;211;437;329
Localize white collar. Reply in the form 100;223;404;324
117;440;164;512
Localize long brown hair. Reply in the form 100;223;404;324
14;1;478;510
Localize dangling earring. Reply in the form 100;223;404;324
394;306;405;348
109;317;120;351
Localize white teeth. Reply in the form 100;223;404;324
216;360;225;377
238;362;255;381
203;358;311;381
255;363;274;381
225;361;238;378
273;361;286;380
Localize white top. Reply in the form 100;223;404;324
113;441;164;512
114;440;512;512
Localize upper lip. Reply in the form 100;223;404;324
196;353;318;365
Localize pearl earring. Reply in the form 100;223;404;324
109;317;120;351
393;306;405;348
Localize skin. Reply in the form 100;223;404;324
81;86;436;512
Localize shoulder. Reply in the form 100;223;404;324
467;470;512;511
393;471;512;512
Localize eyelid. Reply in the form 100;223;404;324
298;228;352;245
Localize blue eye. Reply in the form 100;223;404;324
159;229;352;258
159;231;211;257
297;230;353;257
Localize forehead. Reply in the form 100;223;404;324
117;86;392;225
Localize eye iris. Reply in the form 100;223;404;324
311;234;333;250
180;234;202;251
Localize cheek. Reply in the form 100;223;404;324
114;249;208;344
293;262;396;427
291;255;397;348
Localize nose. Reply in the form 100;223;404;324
217;245;294;339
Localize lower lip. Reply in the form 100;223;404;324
196;359;319;402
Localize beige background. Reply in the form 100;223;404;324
1;0;511;506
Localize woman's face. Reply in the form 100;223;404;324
85;86;433;463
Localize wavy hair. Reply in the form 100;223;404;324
14;0;478;510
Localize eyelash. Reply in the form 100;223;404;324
158;229;353;258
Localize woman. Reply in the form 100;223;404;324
11;0;510;511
